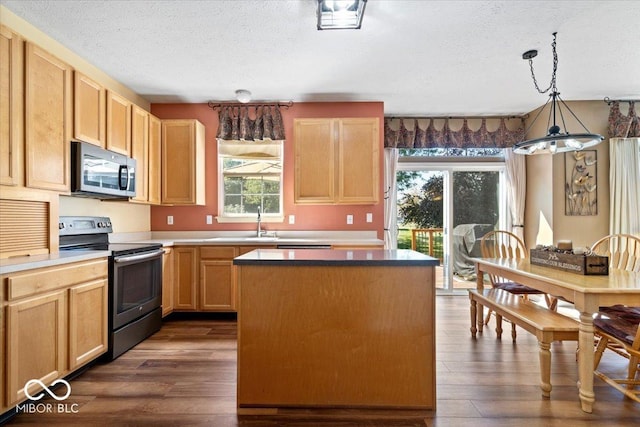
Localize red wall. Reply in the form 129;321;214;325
150;102;385;238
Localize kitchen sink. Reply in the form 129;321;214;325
205;236;279;242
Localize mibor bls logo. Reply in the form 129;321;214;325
16;379;79;414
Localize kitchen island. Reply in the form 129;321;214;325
233;248;439;412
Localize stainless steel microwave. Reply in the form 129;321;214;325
71;141;136;199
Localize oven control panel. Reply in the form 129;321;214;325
59;216;113;235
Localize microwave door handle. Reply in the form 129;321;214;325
118;165;129;190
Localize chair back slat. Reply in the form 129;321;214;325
481;230;527;286
591;234;640;272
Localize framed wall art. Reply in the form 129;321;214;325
565;150;597;216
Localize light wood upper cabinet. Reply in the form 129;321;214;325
106;91;131;155
73;71;105;147
24;42;72;193
161;119;205;205
131;105;149;203
148;114;162;205
337;118;380;204
294;118;379;204
0;26;23;187
294;119;335;203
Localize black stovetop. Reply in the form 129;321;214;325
58;215;161;256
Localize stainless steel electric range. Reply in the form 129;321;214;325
59;216;163;360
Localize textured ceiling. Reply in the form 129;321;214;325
3;0;639;115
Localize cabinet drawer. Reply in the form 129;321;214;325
200;246;237;260
6;258;108;301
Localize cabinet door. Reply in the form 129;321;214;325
131;105;149;202
25;43;71;192
69;279;108;369
6;289;67;406
161;120;205;205
200;260;236;311
148;114;162;205
173;247;198;310
0;26;23;187
106;91;131;155
162;248;174;317
337;118;379;204
73;71;105;147
294;118;336;203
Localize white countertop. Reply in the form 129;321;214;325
0;250;110;275
1;231;384;274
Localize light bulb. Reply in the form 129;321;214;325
235;89;251;103
549;141;558;154
565;139;583;149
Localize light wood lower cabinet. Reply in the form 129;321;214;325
1;258;108;410
6;289;67;407
173;247;198;310
173;246;276;313
68;279;108;370
162;247;174;317
200;247;238;312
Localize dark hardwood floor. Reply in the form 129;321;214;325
3;296;640;426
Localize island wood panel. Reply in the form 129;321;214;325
237;264;435;410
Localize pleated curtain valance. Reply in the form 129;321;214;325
608;101;640;138
383;117;525;149
216;105;285;141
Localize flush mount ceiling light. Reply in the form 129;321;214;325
317;0;367;30
235;89;252;103
513;33;603;155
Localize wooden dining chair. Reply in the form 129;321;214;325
480;230;552;340
591;234;640;402
590;233;640;272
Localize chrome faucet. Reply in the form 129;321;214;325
256;207;262;237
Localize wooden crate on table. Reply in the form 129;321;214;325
530;249;608;275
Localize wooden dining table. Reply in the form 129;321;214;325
474;257;640;413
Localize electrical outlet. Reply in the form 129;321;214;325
206;215;213;225
346;214;353;225
289;215;295;225
366;213;373;223
167;215;173;225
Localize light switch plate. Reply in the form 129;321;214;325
366;213;373;223
206;215;213;225
347;214;353;225
167;215;174;225
289;215;295;224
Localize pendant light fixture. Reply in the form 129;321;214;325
513;33;603;155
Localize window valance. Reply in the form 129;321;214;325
608;101;640;138
384;117;525;149
216;105;285;142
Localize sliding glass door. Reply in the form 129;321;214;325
397;162;507;293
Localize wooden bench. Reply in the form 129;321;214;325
469;288;579;398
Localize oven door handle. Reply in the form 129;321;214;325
114;250;164;263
